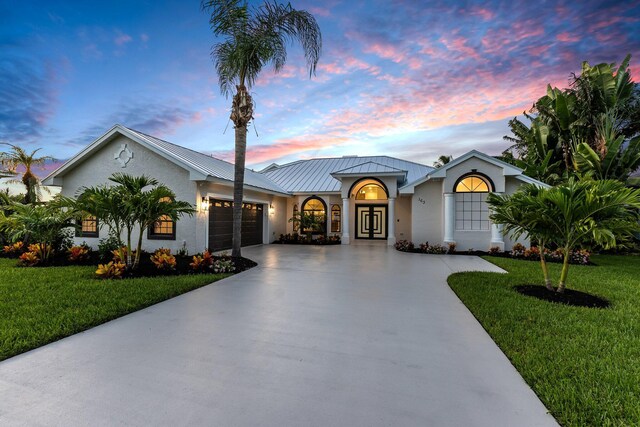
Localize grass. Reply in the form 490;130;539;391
0;258;229;361
448;254;640;426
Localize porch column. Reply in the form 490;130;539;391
387;197;396;245
443;193;455;244
342;197;350;244
490;222;504;250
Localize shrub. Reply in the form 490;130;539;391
447;242;457;254
189;251;214;272
95;261;126;279
418;242;429;253
212;258;234;273
150;248;176;271
18;251;40;267
3;241;24;257
394;239;414;252
27;243;53;264
67;244;91;263
511;243;526;257
97;233;123;261
424;244;447;254
489;246;502;255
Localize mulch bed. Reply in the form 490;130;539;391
514;285;610;309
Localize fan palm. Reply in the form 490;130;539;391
433;155;453;168
203;0;322;256
0;144;53;204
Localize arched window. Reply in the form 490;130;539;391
292;203;299;232
355;183;387;200
331;204;341;233
301;197;326;233
454;175;491;231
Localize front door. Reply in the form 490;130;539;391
355;205;387;239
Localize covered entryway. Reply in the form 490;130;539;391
208;199;263;251
355;205;387;239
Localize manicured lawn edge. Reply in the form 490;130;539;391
0;258;239;361
447;255;640;426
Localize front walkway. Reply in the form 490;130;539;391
0;245;557;426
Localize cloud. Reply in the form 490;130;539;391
0;56;58;144
114;31;132;46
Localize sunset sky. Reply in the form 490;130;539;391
2;0;639;177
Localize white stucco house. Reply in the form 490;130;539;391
43;124;544;253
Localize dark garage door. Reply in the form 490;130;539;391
208;199;264;251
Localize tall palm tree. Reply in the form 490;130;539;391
203;0;322;257
0;144;53;204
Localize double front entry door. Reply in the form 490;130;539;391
355;205;388;240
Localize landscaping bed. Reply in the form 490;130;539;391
448;254;640;425
0;257;234;361
274;233;341;245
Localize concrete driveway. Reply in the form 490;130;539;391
0;244;557;426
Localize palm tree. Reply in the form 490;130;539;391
203;0;322;257
0;144;53;204
433;155;453;168
487;185;556;290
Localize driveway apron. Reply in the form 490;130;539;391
0;244;557;426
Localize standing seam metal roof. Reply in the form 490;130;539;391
124;127;290;194
263;156;434;193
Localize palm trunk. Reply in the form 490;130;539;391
133;227;144;269
126;228;133;268
557;246;571;293
230;84;253;258
539;244;553;291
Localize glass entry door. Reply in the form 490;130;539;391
355;205;387;239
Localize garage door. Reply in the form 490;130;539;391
208;199;264;251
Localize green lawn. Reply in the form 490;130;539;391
0;258;229;361
448;254;640;426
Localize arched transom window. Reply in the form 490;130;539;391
455;175;490;193
355;183;387;200
454;175;491;231
331;204;341;233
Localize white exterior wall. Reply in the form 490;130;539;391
395;195;411;241
411;180;443;245
503;177;530;250
59;135;198;253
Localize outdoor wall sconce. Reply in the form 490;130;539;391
269;204;275;215
201;196;210;212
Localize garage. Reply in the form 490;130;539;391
208;199;264;251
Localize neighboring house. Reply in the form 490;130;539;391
43;124;546;253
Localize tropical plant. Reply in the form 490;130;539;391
288;211;325;240
204;0;322;257
0;201;75;251
488;184;556;290
67;244;91;262
502;55;640;183
150;248;177;271
489;180;640;292
66;173;194;270
433;155;453;168
95;261;126;279
0;144;54;204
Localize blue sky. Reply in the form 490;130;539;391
1;0;639;176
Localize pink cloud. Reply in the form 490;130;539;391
363;42;406;63
114;32;132;46
468;7;495;21
556;32;580;43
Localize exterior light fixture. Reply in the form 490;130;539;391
269;204;275;215
201;196;210;211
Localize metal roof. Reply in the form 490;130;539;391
332;161;407;176
123;127;289;195
263;156;434;193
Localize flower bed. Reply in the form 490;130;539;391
394;240;591;265
1;241;257;278
274;233;341;245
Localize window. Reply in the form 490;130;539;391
292;204;299;232
454;175;491;231
148;197;176;240
301;197;326;233
331;205;341;233
77;215;98;238
355;183;387;200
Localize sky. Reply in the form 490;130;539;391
1;0;640;179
